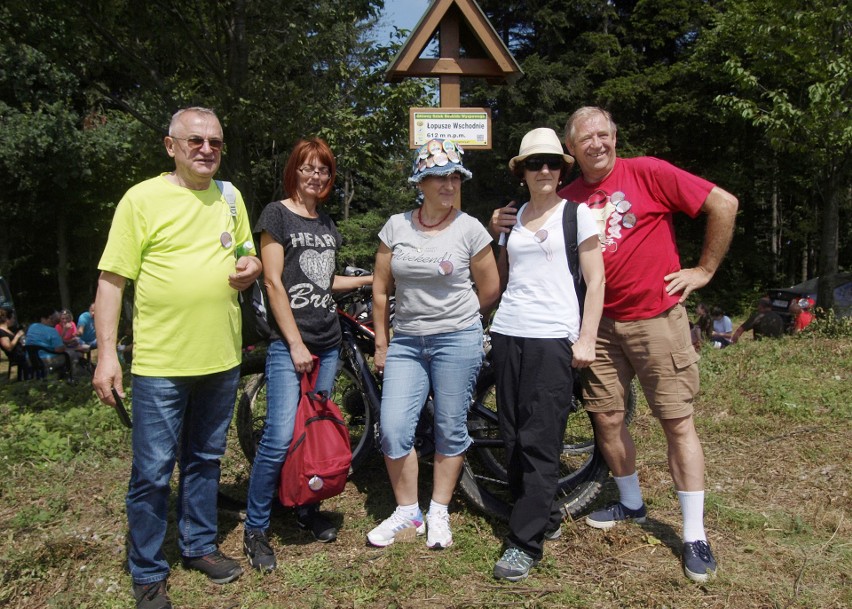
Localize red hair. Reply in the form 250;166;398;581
283;138;336;201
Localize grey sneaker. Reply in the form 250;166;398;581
132;580;172;609
544;525;562;541
585;502;647;530
493;547;538;581
244;529;277;572
182;549;243;584
682;540;717;583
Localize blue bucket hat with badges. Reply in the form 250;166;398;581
409;139;473;184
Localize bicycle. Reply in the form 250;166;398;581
236;269;636;521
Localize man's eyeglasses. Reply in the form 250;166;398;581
171;136;224;151
524;156;564;172
298;165;331;178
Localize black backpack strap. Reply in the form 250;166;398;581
562;200;586;316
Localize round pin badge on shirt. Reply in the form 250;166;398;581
438;260;454;276
622;213;637;228
610;191;626;203
615;199;632;214
220;232;233;248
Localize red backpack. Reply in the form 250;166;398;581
279;357;352;507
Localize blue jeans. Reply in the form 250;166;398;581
244;341;339;531
380;322;484;459
127;366;240;585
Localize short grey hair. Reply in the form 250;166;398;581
168;107;219;136
564;106;617;143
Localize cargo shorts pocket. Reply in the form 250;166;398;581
671;345;700;370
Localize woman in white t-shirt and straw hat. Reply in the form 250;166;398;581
490;127;605;581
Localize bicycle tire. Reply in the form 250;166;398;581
235;357;374;473
458;372;638;521
331;362;374;473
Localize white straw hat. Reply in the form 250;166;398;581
508;127;574;172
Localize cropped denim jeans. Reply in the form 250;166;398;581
379;322;484;459
244;340;339;532
127;366;240;585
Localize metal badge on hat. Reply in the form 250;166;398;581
413;139;465;177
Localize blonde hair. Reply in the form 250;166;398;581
564;106;617;143
168;107;219;136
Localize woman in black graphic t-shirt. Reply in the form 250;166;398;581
242;138;370;572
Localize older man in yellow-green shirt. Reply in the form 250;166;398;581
92;107;261;609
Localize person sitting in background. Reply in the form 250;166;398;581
77;303;97;348
25;309;69;370
710;306;733;347
55;309;86;366
55;309;80;347
731;297;785;343
788;297;814;334
695;303;712;340
0;308;32;380
690;321;703;353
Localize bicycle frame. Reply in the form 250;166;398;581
336;301;383;436
237;284;623;521
335;290;505;458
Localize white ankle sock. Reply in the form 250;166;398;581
397;502;420;519
614;472;644;510
678;490;707;542
429;499;449;516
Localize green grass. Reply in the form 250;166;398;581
1;335;850;608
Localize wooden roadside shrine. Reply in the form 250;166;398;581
386;0;523;206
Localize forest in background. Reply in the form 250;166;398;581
0;0;849;321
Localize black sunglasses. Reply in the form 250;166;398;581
524;155;564;171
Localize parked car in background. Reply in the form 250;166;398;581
768;272;852;326
0;276;15;317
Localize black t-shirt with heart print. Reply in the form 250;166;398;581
254;201;342;352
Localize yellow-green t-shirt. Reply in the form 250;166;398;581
98;174;256;376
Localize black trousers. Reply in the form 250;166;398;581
491;333;574;560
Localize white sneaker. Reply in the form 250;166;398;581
426;510;453;549
367;508;425;547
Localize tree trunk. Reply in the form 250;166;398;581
816;171;840;312
771;174;779;279
222;0;254;216
343;170;354;221
56;207;70;310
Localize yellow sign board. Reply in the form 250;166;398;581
409;107;492;149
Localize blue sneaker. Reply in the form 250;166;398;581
493;547;539;581
682;540;717;582
585;502;647;530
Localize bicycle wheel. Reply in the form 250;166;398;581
235;358;374;472
236;371;266;464
331;361;374;473
458;372;638;521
